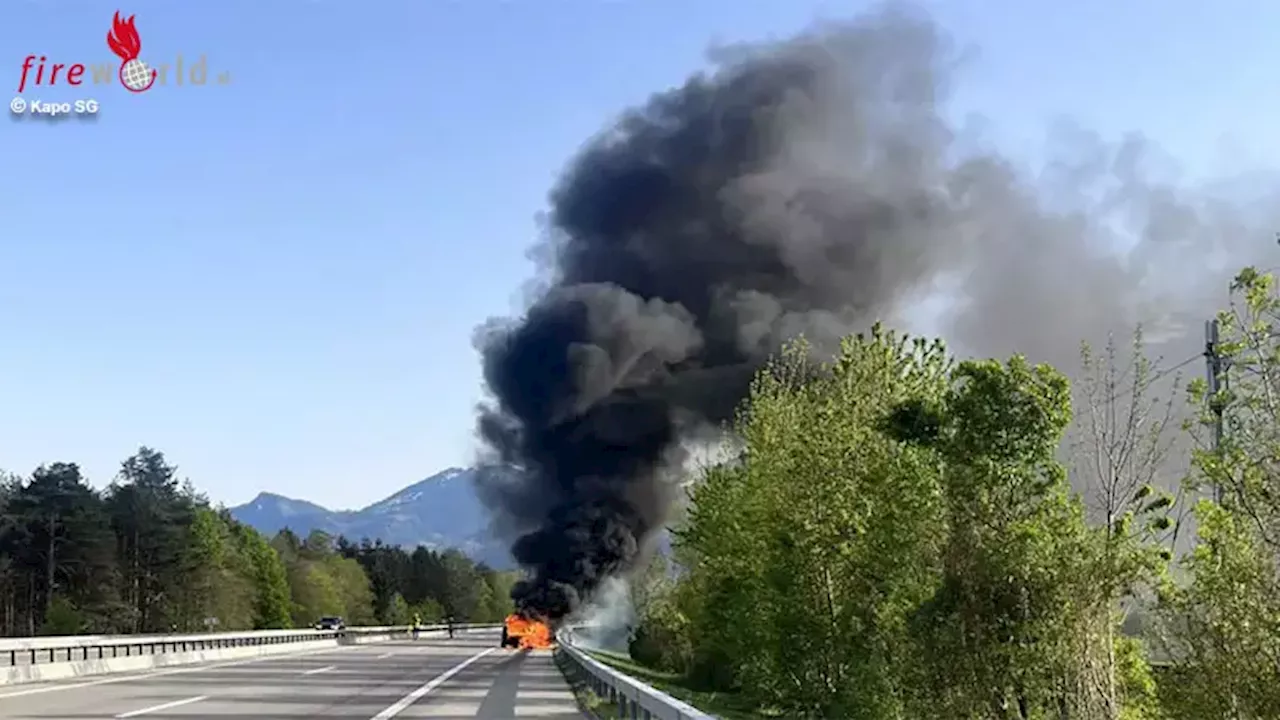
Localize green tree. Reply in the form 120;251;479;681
407;545;444;605
278;530;376;625
388;593;412;625
234;523;292;629
664;330;1177;719
107;447;196;632
909;356;1094;717
0;464;130;635
7;463;124;634
0;443;499;641
414;597;445;624
288;562;343;624
175;506;232;631
325;554;376;625
1069;330;1180;718
627;552;690;673
677;328;953;716
0;473;18;634
1157;502;1280;718
337;539;409;623
333;539;500;626
1155;267;1280;719
438;548;482;621
478;568;517;621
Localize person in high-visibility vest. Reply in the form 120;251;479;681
411;612;422;640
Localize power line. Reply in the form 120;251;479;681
1100;352;1202;406
1153;353;1202;385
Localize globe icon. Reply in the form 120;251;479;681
120;59;153;92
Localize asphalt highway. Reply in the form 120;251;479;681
0;630;586;719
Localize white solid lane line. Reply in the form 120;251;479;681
369;647;497;719
302;665;336;675
115;694;208;718
376;652;395;659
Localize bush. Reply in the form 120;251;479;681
629;595;693;676
40;596;88;636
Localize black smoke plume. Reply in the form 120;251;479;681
474;5;1279;622
474;6;963;622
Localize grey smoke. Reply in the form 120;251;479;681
473;3;1280;620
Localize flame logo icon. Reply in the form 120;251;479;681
107;11;157;93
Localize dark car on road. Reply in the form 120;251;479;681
314;616;345;630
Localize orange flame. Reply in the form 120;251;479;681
504;614;554;650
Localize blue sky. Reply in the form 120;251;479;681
2;0;1278;510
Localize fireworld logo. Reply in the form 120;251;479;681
17;10;229;94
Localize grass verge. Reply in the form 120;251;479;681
577;648;779;719
553;646;614;719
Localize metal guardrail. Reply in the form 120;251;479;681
556;627;716;720
0;623;494;667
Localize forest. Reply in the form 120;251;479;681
0;446;515;637
625;267;1280;720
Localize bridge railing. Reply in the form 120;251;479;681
556;626;715;720
0;623;495;667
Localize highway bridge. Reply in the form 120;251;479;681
0;629;578;718
0;625;711;720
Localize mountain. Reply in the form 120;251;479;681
228;467;513;569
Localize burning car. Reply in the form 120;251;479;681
501;614;554;650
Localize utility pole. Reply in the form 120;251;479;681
1204;319;1226;504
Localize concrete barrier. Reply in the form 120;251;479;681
341;629;416;645
0;635;340;686
0;625;497;687
0;622;499;681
